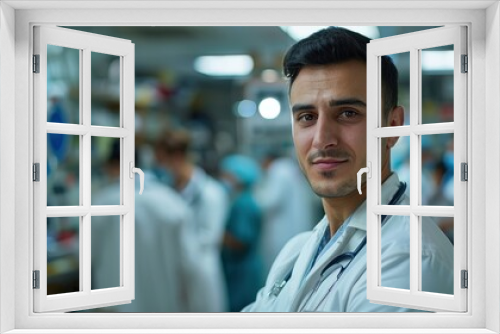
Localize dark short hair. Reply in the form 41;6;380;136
283;26;398;118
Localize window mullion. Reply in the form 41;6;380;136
82;47;92;294
409;47;420;295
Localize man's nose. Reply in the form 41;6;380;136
312;113;338;149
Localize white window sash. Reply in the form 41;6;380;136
366;25;468;312
33;25;136;313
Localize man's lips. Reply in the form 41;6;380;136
311;159;348;171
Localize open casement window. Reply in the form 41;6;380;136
33;26;139;312
364;26;467;312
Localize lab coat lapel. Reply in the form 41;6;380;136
284;218;327;310
288;220;357;311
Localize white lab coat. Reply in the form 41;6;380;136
179;166;230;312
256;157;320;273
243;173;454;312
91;173;203;312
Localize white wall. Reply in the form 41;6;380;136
0;2;16;333
3;3;499;332
485;2;500;333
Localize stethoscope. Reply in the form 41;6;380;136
269;182;407;300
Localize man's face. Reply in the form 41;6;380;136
290;60;367;198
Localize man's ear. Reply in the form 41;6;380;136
386;106;405;149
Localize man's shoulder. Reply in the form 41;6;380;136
269;221;324;272
381;215;453;261
265;231;312;282
194;170;227;200
281;230;313;253
138;180;193;221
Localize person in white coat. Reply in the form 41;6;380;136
256;152;321;274
91;144;204;312
243;27;454;312
156;128;230;312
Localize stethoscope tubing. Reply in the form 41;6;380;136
269;182;407;302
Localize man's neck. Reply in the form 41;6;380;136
323;171;393;237
322;191;366;237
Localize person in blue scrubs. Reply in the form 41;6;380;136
219;154;264;312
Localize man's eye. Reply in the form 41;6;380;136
340;110;358;119
297;113;315;122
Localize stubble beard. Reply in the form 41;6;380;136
298;148;357;199
298;162;357;199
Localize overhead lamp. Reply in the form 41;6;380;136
280;26;380;40
339;26;380;39
194;55;254;77
260;69;280;83
421;51;454;71
236;100;257;118
258;97;281;120
280;26;328;41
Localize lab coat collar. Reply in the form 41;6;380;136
180;166;206;205
348;172;401;232
287;173;402;309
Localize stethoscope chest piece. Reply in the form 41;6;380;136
269;280;287;297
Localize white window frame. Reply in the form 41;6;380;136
1;1;499;333
365;26;468;312
33;26;136;313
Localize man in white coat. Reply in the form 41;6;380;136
243;27;454;312
156;129;230;312
91;144;204;312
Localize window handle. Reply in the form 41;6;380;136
129;162;145;195
357;162;371;195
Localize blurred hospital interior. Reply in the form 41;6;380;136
45;26;455;312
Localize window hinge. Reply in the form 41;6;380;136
33;270;40;289
33;163;40;182
461;54;468;73
461;162;468;181
33;54;40;73
461;270;468;289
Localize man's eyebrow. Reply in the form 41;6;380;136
291;104;315;114
329;98;366;107
291;99;366;114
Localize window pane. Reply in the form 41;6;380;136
421;134;454;206
47;134;80;206
421;45;454;124
382;136;410;202
421;216;454;294
91;215;121;290
381;51;410;127
47;45;80;124
91;52;121;127
47;216;80;295
381;215;410;290
91;137;121;206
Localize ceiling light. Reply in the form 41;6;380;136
280;26;380;40
194;55;253;77
339;26;380;39
280;26;327;41
261;69;280;83
236;100;257;118
422;51;454;71
258;97;281;120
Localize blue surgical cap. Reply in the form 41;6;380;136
220;154;261;187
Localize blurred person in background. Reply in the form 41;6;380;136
219;154;264;312
256;150;320;274
156;128;229;312
91;142;205;312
